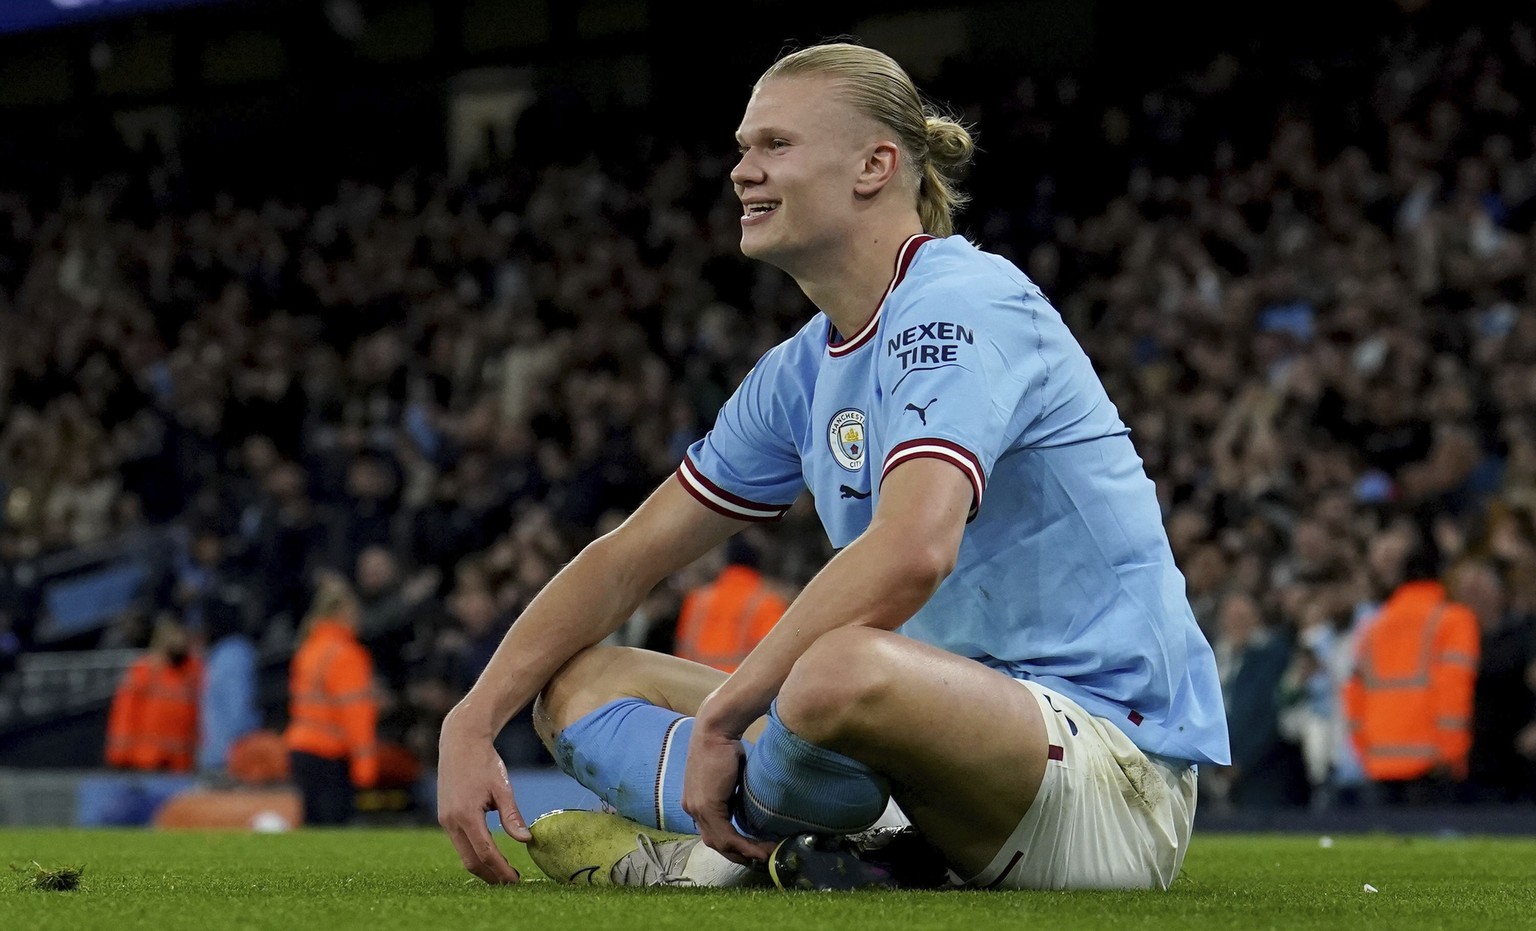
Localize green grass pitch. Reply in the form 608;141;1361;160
4;827;1532;931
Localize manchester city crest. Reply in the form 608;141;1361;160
828;408;867;472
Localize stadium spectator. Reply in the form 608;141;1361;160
283;574;379;826
1181;542;1229;642
1343;539;1481;805
196;594;261;775
1276;598;1349;810
1455;557;1536;802
352;544;438;691
105;615;202;772
672;534;790;674
170;525;236;633
1321;521;1425;807
436;578;510;696
324;448;404;575
235;460;327;633
1208;591;1302;810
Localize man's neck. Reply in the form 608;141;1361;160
795;224;925;339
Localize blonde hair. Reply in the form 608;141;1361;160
301;572;358;634
758;41;975;237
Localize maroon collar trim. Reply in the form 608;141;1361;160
827;233;935;358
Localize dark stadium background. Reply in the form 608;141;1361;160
2;0;1408;212
3;0;1535;831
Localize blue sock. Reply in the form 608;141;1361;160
735;700;889;840
553;698;699;833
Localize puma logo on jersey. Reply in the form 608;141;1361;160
839;485;871;500
904;398;939;425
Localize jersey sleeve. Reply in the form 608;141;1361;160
873;278;1050;518
676;345;805;522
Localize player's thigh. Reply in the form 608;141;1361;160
533;645;727;746
781;630;1048;878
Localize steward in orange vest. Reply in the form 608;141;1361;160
284;576;379;824
1344;578;1480;784
674;544;790;674
106;618;203;772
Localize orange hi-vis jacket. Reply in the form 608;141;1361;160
1343;580;1480;782
106;654;203;772
283;619;379;788
674;565;789;674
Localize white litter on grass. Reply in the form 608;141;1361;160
1319;836;1334;849
251;811;292;833
1363;883;1378;893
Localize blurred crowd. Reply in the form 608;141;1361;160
3;6;1536;810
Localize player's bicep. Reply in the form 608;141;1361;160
600;475;762;587
868;457;972;570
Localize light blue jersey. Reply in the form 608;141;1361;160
678;234;1230;765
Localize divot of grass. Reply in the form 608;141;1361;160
12;860;85;892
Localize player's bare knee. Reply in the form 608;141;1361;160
778;627;897;744
535;644;638;734
531;692;560;753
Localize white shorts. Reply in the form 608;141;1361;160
960;680;1198;891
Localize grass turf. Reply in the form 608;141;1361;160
3;827;1532;931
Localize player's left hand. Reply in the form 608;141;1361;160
681;723;776;865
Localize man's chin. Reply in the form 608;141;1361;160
739;235;786;265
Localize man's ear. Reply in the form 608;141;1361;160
853;140;902;196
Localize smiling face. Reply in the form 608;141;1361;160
730;74;881;273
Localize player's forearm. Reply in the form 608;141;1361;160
445;535;661;737
697;525;951;737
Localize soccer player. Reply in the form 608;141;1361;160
435;39;1230;891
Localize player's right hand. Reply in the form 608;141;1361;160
437;709;529;885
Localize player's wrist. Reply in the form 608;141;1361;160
442;694;509;741
694;692;752;740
